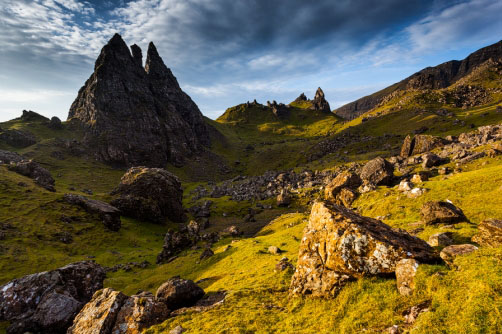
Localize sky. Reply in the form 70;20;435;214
0;0;501;122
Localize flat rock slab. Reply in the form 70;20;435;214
289;201;439;298
63;194;121;231
440;244;478;267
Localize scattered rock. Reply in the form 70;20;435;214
7;160;55;191
268;246;282;255
395;259;419;296
420;201;466;225
324;171;361;207
157;228;198;264
170;325;186;334
277;189;291;207
403;300;431;324
0;261;105;334
0;150;23;164
398;180;413;192
289;201;439;298
63;194;121;231
440;244;478;267
471;219;502;247
155;277;205;310
275;257;294;272
222;225;241;237
421;152;443;168
360;157;394;186
111;167;185;223
400;135;446;158
428;232;454;247
0;129;37;148
199;247;214;260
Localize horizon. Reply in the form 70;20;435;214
1;0;501;122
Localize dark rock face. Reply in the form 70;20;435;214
0;261;105;334
111;167;185;224
68;34;210;168
155;278;205;310
294;93;307;102
20;110;49;122
0;129;37;148
401;135;446;158
311;87;331;113
336;40;502;119
156;227;198;264
63;194;121;231
8;160;55;191
360;157;394;186
290;202;438;298
420;201;466;225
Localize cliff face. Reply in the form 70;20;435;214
336;40;502;119
68;34;210;167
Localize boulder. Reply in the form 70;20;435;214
0;261;105;334
111;167;185;223
395;259;419;296
360;157;394;186
63;194;121;231
67;288;129;334
324;171;361;207
0;129;37;148
7;160;55;191
398;180;413;192
155;278;204;310
440;244;478;267
199;247;214;260
421;153;442;168
428;232;454;247
411;172;429;183
157;228;197;264
268;246;282;255
400;135;446;158
420;201;466;225
49;116;63;129
471;219;502;247
277;190;291;207
289;201;439;298
0;150;23;164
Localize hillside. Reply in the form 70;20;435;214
1;39;502;334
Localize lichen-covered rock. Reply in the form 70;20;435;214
400;135;446;157
0;129;37;148
63;194;121;231
324;171;361;207
360;157;394;186
67;288;128;334
67;34;210;167
155;278;204;310
111;167;185;224
420;201;466;225
111;292;170;334
0;261;105;334
289;201;438;298
395;259;419;296
471;219;502;247
7;160;55;191
440;244;478;267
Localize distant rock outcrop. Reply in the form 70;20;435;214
68;33;210;167
336;40;502;119
311;87;331;113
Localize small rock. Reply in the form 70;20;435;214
199;248;214;260
428;232;453;247
395;258;419;296
411;172;429;183
268;246;282;255
440;244;478;267
420;201;466;225
170;325;186;334
403;300;430;324
398;180;413;192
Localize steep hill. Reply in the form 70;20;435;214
336;40;502;119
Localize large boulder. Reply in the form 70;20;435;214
0;129;37;148
7;160;55;191
324;171;361;207
472;219;502;247
420;201;466;225
400;134;446;158
360;157;394;186
111;167;185;224
289;201;438;298
155;278;205;310
63;194;121;231
67;34;210;167
0;261;105;334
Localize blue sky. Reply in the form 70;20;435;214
0;0;501;122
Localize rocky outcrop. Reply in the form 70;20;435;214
155;278;205;310
335;40;502;119
156;226;201;264
63;194;121;231
111;167;185;224
49;116;63;129
67;33;210;167
400;135;446;158
360;157;394;186
0;261;105;334
472;219;502;247
311;87;331;113
420;201;466;225
0;150;23;164
289;201;438;298
7;160;55;191
0;129;37;148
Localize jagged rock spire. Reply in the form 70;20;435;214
294;93;307;102
312;87;331;113
130;44;142;67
